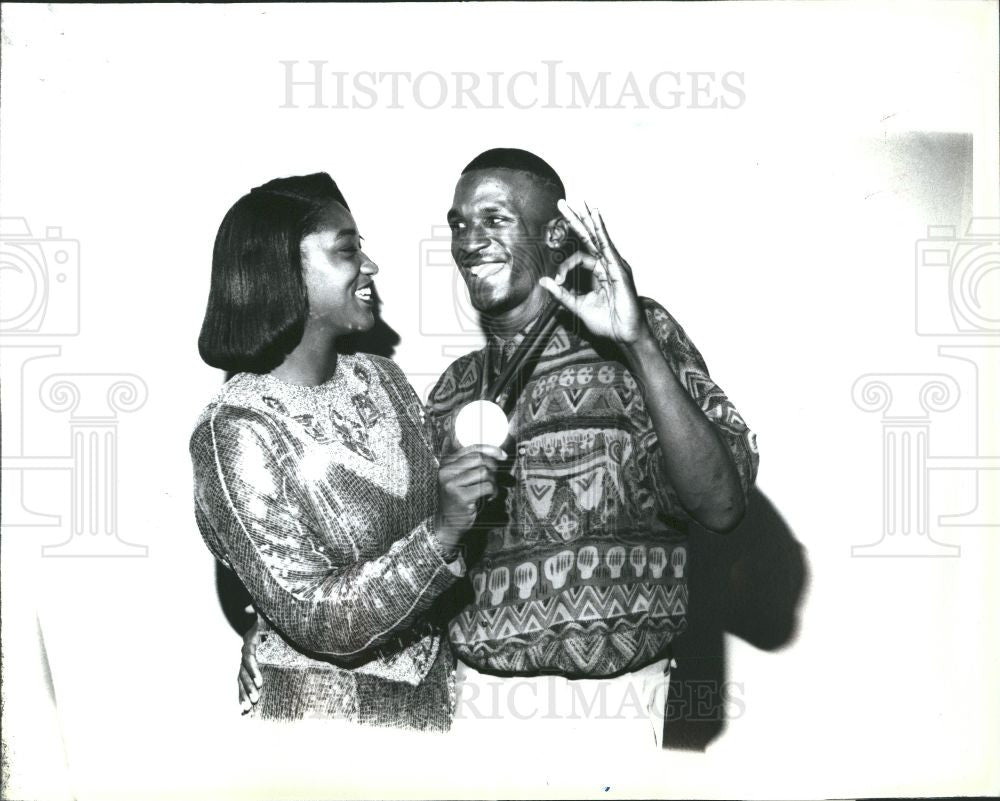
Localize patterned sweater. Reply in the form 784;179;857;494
190;355;462;731
428;299;759;677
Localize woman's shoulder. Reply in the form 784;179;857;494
351;352;400;377
190;374;288;451
352;354;416;396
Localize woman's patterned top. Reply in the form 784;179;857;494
190;354;462;731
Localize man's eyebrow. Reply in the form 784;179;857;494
446;209;461;221
334;228;359;241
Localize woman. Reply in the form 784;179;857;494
190;173;502;731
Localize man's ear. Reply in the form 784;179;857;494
544;217;569;249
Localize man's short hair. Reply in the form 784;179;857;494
461;148;565;199
198;173;348;374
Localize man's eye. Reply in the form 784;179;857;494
486;216;508;226
449;221;466;232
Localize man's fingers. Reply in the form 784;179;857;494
557;199;600;257
592;208;634;287
592;208;615;257
553;251;599;285
539;276;584;316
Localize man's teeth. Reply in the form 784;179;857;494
355;287;372;299
470;262;505;279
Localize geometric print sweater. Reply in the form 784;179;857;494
428;298;759;677
190;354;462;731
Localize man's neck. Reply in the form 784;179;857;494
482;286;551;341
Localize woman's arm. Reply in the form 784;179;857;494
192;409;459;661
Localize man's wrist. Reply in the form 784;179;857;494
622;323;659;368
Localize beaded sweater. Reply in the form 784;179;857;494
190;354;461;731
428;299;759;677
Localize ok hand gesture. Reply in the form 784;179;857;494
539;199;648;346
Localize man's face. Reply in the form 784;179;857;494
447;169;557;316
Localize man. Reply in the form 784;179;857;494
427;149;757;742
239;149;758;745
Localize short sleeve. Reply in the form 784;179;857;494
642;298;760;505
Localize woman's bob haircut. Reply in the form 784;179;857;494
198;172;349;374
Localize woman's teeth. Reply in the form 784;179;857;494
355;286;372;301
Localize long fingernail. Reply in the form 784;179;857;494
254;676;262;688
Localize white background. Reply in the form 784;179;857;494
1;2;998;799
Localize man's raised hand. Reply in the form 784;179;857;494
539;199;648;346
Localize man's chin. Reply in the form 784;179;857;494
468;284;515;315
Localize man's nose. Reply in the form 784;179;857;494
456;223;490;255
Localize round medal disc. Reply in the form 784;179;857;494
454;400;510;449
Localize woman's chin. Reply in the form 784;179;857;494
354;310;377;332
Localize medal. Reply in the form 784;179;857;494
452;299;561;448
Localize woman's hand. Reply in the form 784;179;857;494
238;606;263;713
433;444;506;556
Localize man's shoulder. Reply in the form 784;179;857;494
427;347;485;409
639;296;679;333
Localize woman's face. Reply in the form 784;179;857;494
300;201;379;337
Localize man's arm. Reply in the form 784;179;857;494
540;200;753;533
621;315;746;532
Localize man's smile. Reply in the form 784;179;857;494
468;261;507;280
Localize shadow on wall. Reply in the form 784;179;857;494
664;486;809;751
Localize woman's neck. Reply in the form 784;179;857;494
268;327;340;387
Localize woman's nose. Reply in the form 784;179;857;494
361;253;379;275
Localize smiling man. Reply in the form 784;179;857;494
426;148;759;744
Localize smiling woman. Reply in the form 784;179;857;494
189;173;503;729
